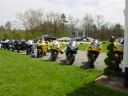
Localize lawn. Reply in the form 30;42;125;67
62;43;108;53
0;50;127;96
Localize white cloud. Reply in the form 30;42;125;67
0;0;125;26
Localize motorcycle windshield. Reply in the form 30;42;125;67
92;39;99;45
91;39;100;49
68;41;78;49
117;37;124;44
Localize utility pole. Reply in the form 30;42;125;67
123;0;128;88
61;14;66;33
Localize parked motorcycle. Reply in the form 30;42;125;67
87;39;101;68
1;40;8;50
7;40;15;50
13;40;27;53
49;40;63;61
26;40;34;55
65;40;78;65
113;37;124;71
0;40;6;49
36;40;47;58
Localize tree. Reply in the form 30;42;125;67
45;12;61;35
100;22;110;40
16;9;44;30
95;15;104;40
0;25;5;32
68;16;79;38
112;24;124;37
104;38;116;75
16;9;44;39
82;14;94;38
5;21;11;31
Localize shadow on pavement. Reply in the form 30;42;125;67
59;60;67;65
80;61;90;69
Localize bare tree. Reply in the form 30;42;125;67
16;9;44;30
82;14;94;38
5;21;11;31
68;16;79;38
44;11;62;35
95;15;104;30
95;15;105;39
45;11;61;24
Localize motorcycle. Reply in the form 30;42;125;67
1;40;9;50
36;41;47;58
87;39;101;68
26;40;34;55
0;40;6;49
7;40;15;51
65;40;78;65
49;40;63;61
113;37;124;71
15;40;27;53
11;40;20;52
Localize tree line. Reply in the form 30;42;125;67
0;9;124;40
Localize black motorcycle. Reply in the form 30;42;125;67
26;40;34;55
7;40;15;50
17;40;27;53
65;40;78;65
11;40;20;52
1;40;6;49
1;40;8;50
50;49;59;61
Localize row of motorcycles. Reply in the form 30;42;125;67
0;39;35;54
35;39;79;65
85;37;124;69
0;39;79;65
0;38;102;68
0;37;124;69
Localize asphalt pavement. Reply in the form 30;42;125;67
42;51;107;71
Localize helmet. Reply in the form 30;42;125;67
31;53;35;58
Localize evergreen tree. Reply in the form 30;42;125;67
104;37;116;75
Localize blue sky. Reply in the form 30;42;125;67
0;0;125;26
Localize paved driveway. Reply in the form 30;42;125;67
43;51;107;71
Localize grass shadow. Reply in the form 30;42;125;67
66;82;128;96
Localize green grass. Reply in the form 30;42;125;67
62;43;108;53
0;50;127;96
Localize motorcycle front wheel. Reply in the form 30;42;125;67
49;51;58;61
66;54;75;65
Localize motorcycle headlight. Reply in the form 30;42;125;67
70;46;75;50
